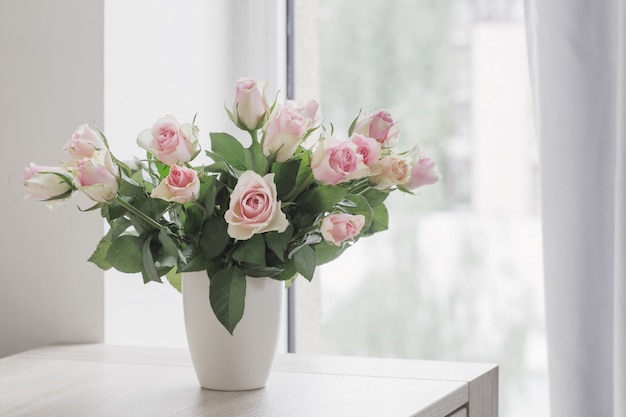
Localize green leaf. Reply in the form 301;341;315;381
343;194;373;232
238;263;283;278
209;267;247;334
288;233;322;258
289;210;316;231
158;229;179;258
314;240;346;265
271;159;301;199
182;204;205;237
296;184;347;214
210;132;247;171
224;104;236;125
155;160;170;179
265;225;293;262
141;236;162;283
102;199;128;221
347;110;362;136
200;215;230;259
177;251;219;274
106;235;143;273
104;217;133;242
199;175;218;213
368;204;389;235
117;178;144;198
203;160;240;178
124;197;169;234
362;188;389;208
130;168;146;186
166;267;182;292
88;239;112;270
274;261;298;282
232;234;266;266
293;244;317;281
284;152;314;200
136;195;170;219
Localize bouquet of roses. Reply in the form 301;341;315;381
23;78;440;333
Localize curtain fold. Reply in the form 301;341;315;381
614;1;626;414
524;0;625;416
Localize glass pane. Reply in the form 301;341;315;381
295;1;548;416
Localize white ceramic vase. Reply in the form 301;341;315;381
182;271;284;391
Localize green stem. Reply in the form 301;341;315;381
284;173;315;201
352;179;372;195
115;196;165;232
249;129;258;144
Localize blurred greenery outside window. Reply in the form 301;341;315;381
293;1;547;416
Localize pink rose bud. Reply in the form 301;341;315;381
311;136;368;185
350;133;381;166
231;78;269;131
353;109;400;147
64;124;106;162
406;156;441;190
286;99;321;126
263;102;311;162
321;213;366;246
224;171;289;241
23;163;74;207
137;115;199;166
73;150;119;203
369;154;412;190
151;165;200;204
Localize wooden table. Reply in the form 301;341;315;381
0;344;497;416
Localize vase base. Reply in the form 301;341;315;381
198;384;266;392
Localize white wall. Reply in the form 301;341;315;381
0;0;106;357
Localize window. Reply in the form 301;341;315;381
103;0;287;349
103;2;547;415
104;0;218;348
293;1;548;416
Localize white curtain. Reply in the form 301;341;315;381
524;1;626;416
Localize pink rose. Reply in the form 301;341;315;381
311;136;368;185
23;163;74;207
350;133;381;166
369;154;412;190
137;115;199;166
73;150;119;202
353;109;399;147
406;155;441;190
231;78;269;131
151;165;200;204
263;102;311;162
64;124;106;162
224;171;289;241
321;213;366;246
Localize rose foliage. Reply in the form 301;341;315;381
23;78;440;334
